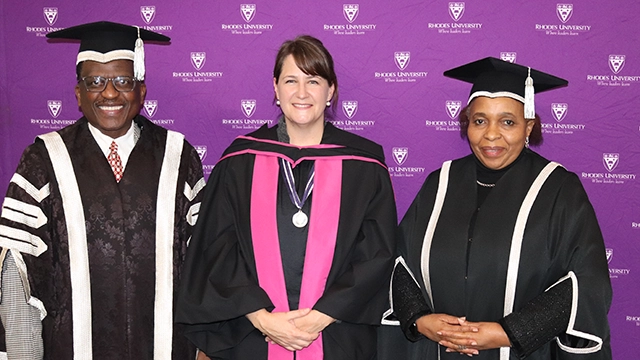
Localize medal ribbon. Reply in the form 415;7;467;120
280;158;315;214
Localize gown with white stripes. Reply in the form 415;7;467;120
0;115;204;360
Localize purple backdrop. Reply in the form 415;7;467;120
1;1;638;357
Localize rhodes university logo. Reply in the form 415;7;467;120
606;247;631;278
143;100;158;118
43;7;58;26
191;52;206;70
394;52;410;70
449;2;465;22
392;147;409;166
195;145;208;162
602;153;619;172
551;103;568;122
241;4;256;23
343;4;359;23
556;4;573;23
241;99;256;118
47;100;62;118
609;55;625;74
141;6;156;24
342;101;358;119
446;101;462;119
500;52;517;63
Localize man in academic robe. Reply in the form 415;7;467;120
175;121;397;359
0;21;204;360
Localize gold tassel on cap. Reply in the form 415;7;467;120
134;26;145;81
524;67;535;119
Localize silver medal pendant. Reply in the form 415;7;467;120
292;210;309;228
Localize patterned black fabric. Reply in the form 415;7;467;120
391;262;431;341
499;277;572;359
0;116;204;359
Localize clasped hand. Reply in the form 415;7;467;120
416;314;509;356
246;308;334;351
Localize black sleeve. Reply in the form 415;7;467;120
499;170;612;359
498;277;572;359
175;156;274;355
313;161;398;325
392;262;432;341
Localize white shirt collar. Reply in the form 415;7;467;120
88;121;140;169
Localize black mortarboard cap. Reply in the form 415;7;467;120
46;21;170;81
443;57;568;119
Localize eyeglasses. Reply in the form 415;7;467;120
79;76;138;92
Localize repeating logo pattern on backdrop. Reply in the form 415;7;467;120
427;3;483;34
332;100;374;132
540;102;585;135
388;147;425;178
221;4;274;35
556;4;573;23
26;8;63;36
425;100;462;132
393;147;408;166
448;3;465;21
221;100;273;130
394;52;410;71
551;103;568;122
344;4;359;23
143;100;175;126
241;99;256;118
581;153;636;184
30;100;74;130
195;145;208;162
47;100;62;118
375;52;428;83
172;52;223;83
44;7;58;26
603;153;619;172
191;52;206;70
626;315;640;327
138;5;173;32
445;101;462;120
195;145;215;176
6;4;638;344
586;55;639;87
241;4;256;23
606;247;631;279
324;4;377;36
143;100;158;118
342;101;358;119
609;55;625;74
141;6;156;24
535;4;591;36
500;52;517;63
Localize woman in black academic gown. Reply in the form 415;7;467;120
176;35;397;359
384;57;612;360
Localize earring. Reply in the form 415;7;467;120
326;101;331;107
276;100;280;106
525;136;530;148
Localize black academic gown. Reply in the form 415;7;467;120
176;123;397;359
380;149;611;360
0;116;204;359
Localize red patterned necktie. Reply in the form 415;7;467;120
108;141;124;182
